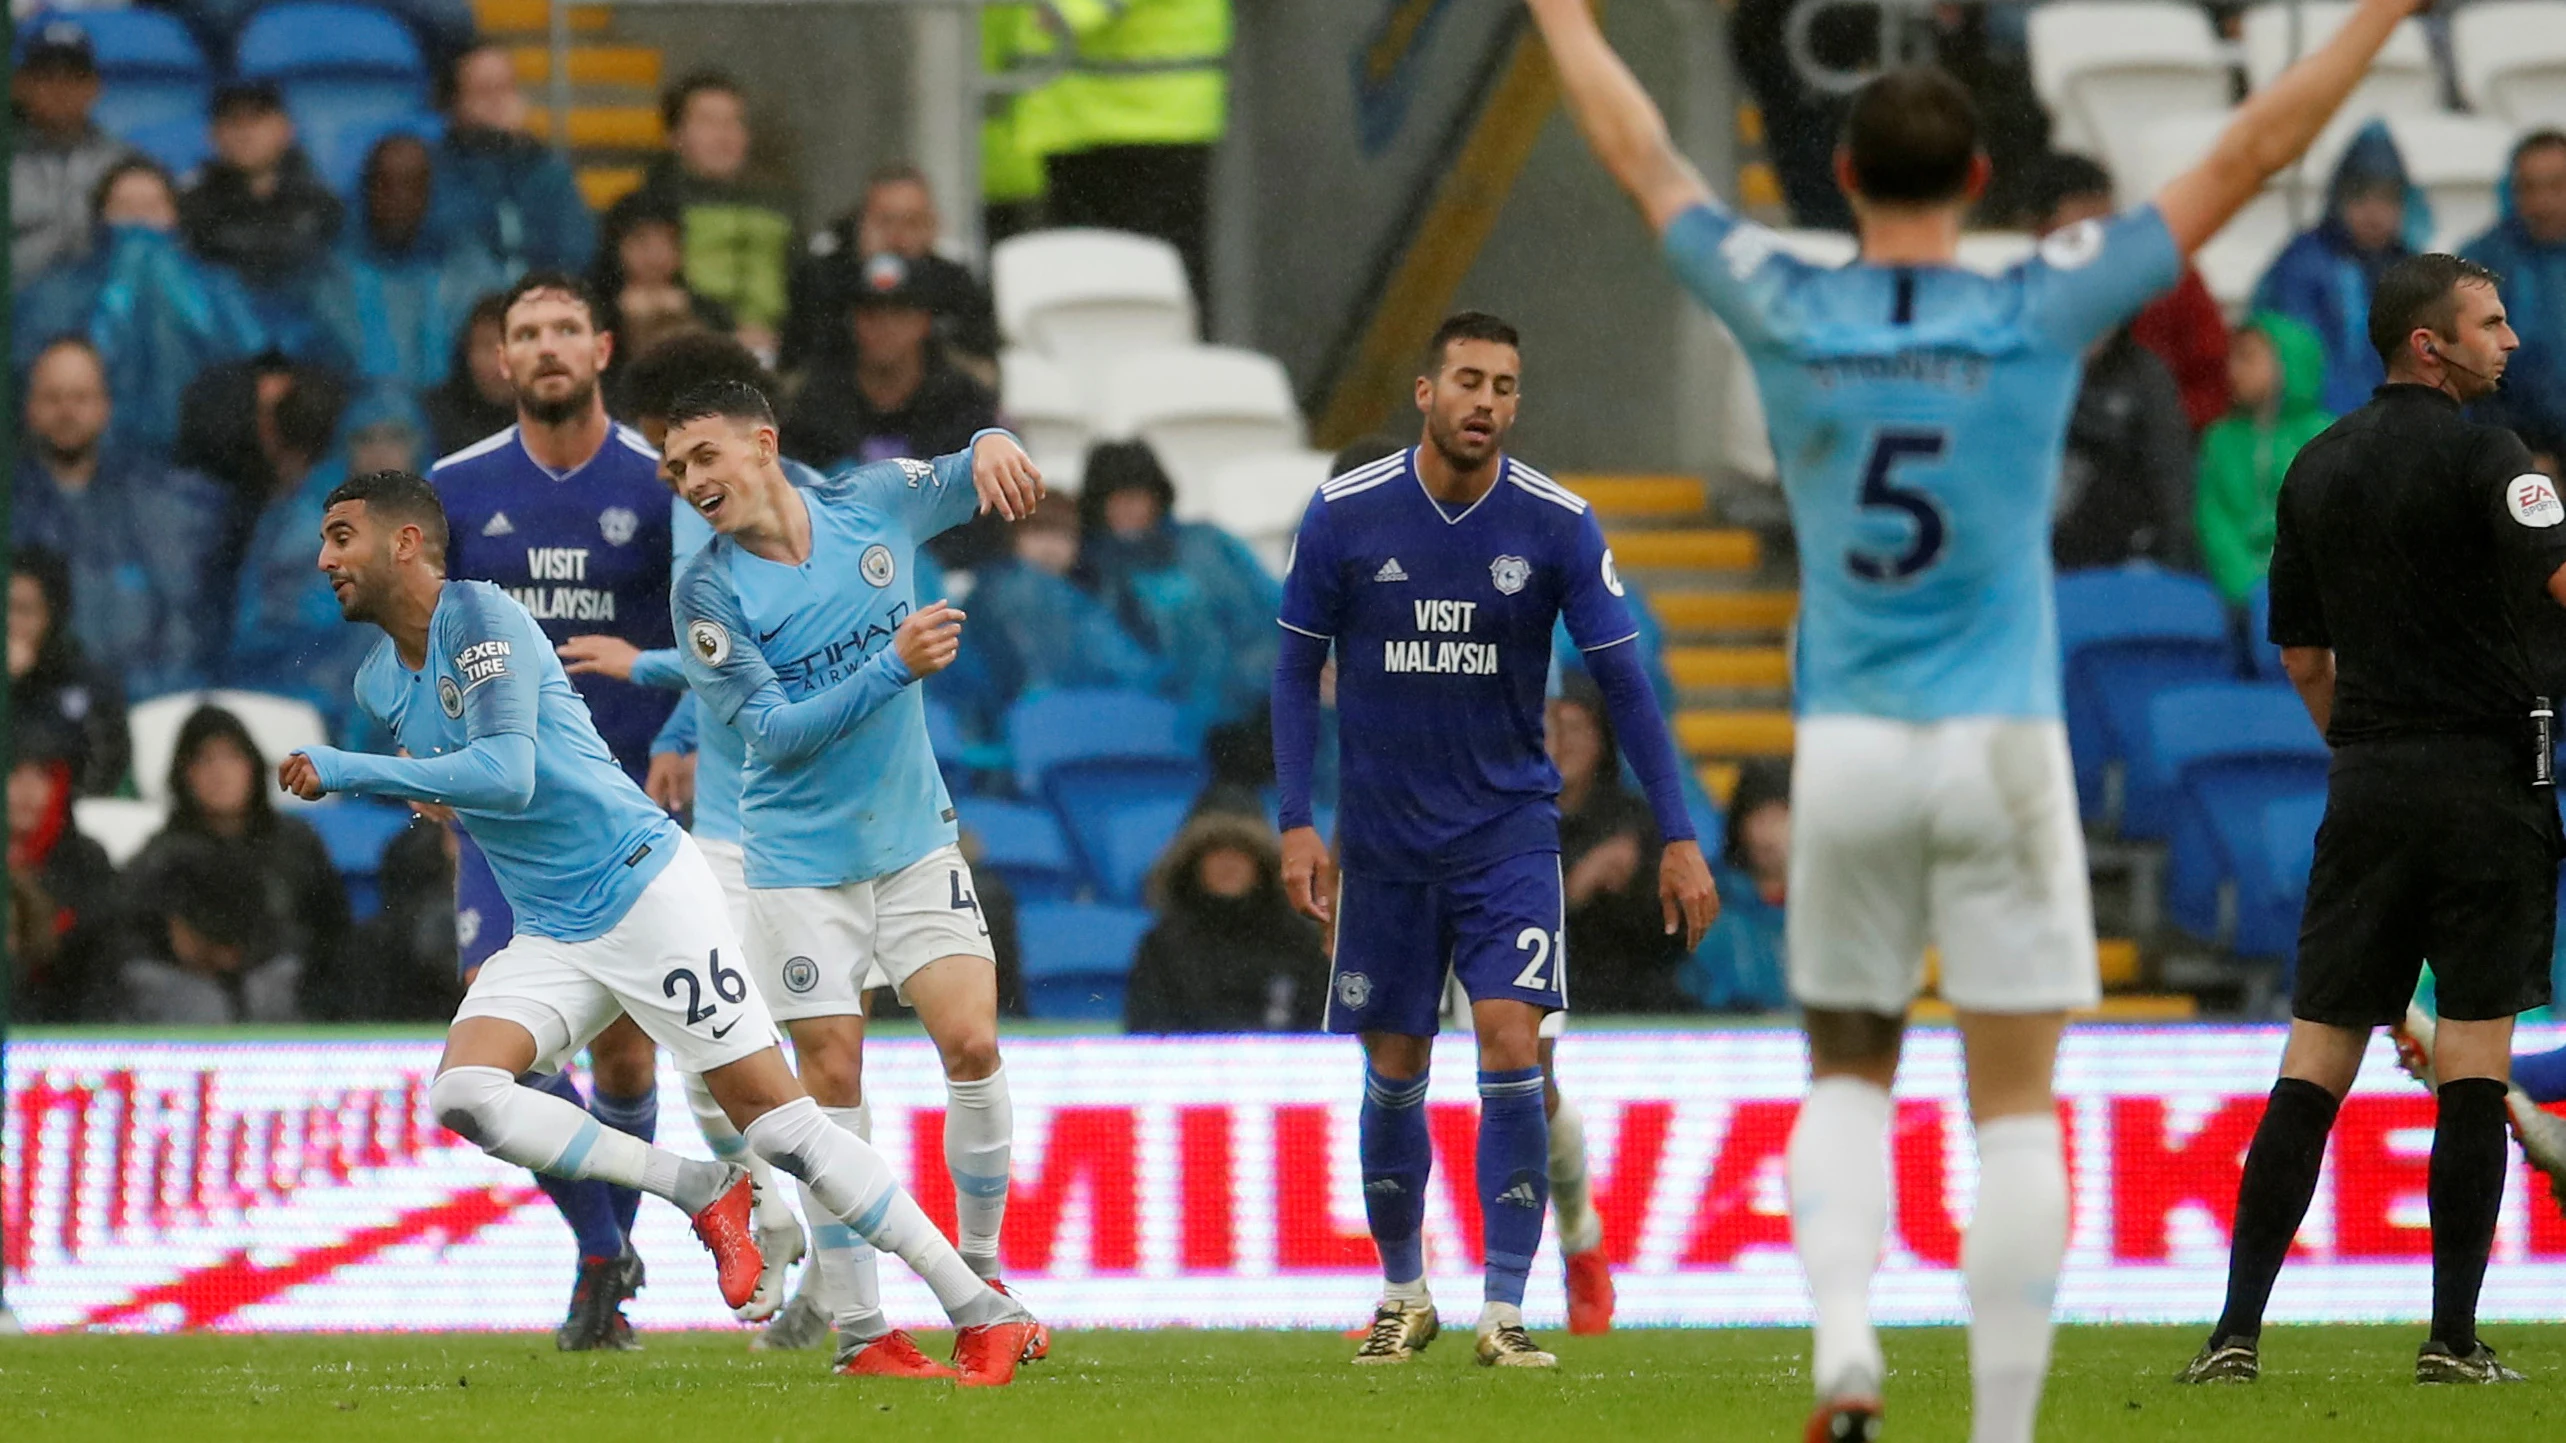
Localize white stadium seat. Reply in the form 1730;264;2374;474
2242;2;2440;122
991;228;1195;371
1096;346;1304;503
1184;450;1334;575
74;797;167;867
998;348;1096;493
2384;112;2514;250
129;689;332;807
2453;0;2566;129
2132;111;2314;308
2029;2;2234;190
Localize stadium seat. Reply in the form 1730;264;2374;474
2163;728;2328;956
955;797;1084;902
991;229;1196;373
307;108;443;199
2056;565;2237;827
998;348;1096;493
2240;1;2441;122
1007;688;1206;903
1184;449;1331;576
2243;580;2284;680
235;2;431;162
2243;789;2325;960
2127;681;2325;841
2131;112;2319;308
1015;900;1153;1020
1095;346;1305;504
71;797;167;868
2028;2;2233;190
303;799;413;919
2382;113;2515;251
129;689;332;807
1006;687;1197;795
2452;0;2566;129
1055;786;1193;905
120;113;214;178
25;9;212;139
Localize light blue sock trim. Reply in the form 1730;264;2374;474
554;1116;603;1176
952;1168;1011;1200
848;1190;893;1238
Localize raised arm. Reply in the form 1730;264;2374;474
1524;0;1713;233
2156;0;2421;256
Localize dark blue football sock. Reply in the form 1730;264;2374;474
1359;1065;1433;1287
1477;1066;1550;1311
587;1084;659;1240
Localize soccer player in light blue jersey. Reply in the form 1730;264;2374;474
1528;0;2429;1434
661;379;1050;1378
279;468;1038;1384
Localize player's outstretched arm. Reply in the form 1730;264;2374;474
1525;0;1713;234
284;734;539;812
710;602;964;770
2156;0;2422;256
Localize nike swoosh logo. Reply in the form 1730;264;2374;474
710;1018;740;1039
756;621;788;644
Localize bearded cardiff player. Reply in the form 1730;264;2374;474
280;468;1038;1385
1526;0;2434;1433
1273;311;1718;1369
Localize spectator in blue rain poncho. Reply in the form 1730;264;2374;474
314;133;504;393
939;491;1164;739
2252;119;2421;417
1684;759;1791;1013
430;43;597;278
2463;130;2566;462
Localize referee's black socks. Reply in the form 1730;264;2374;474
2213;1077;2341;1345
2429;1076;2509;1353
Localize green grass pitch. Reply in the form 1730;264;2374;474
5;1324;2564;1441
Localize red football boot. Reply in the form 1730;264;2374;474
952;1320;1038;1388
1564;1248;1616;1335
986;1279;1051;1361
833;1330;961;1380
687;1167;765;1312
1806;1398;1883;1443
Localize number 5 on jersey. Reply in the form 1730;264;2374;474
1847;428;1949;582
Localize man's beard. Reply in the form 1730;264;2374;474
1426;417;1498;474
520;374;597;426
39;434;100;472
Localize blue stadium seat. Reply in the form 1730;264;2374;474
1016;901;1152;1020
2056;565;2236;827
235;2;429;161
2165;748;2327;958
955;797;1083;902
2242;791;2325;962
25;10;213;138
302;798;413;920
2243;581;2284;681
2124;681;2323;841
1048;765;1203;904
1006;688;1196;794
307;108;441;197
121;113;214;178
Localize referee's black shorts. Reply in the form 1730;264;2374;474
2296;735;2562;1027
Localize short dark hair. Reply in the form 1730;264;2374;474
90;154;174;224
2515;129;2566;173
662;68;742;132
1843;68;1981;205
622;333;774;424
1330;433;1407;476
500;269;603;331
438;40;511;110
323;468;451;564
866;161;932;196
2030;153;2115;221
2369;253;2505;366
1423;311;1521;375
664;378;776;434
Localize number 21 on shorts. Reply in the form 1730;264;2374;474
1514;926;1564;992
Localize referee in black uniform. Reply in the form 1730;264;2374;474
2182;254;2566;1386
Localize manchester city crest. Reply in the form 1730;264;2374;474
860;543;896;587
782;956;820;994
688;619;731;665
1490;554;1531;596
437;675;463;718
598;506;639;545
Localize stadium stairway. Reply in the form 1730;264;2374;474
473;0;661;210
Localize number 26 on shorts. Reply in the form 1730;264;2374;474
663;949;749;1027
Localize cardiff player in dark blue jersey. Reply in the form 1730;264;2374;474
426;270;687;1348
1530;0;2430;1428
1273;312;1716;1368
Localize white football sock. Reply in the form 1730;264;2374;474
1965;1112;2067;1443
684;1070;797;1233
1548;1096;1603;1256
1788;1075;1892;1399
944;1065;1014;1280
803;1103;886;1340
432;1065;728;1212
742;1096;1005;1325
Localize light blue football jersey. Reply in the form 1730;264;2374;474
1663;202;2181;721
312;580;679;940
674;449;981;889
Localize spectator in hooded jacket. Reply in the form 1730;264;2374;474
216;377;381;731
2052;322;2198;572
11;547;131;796
126;705;353;1020
2197;312;2335;605
786;163;999;377
343;816;467;1021
7;737;122;1022
1684;759;1791;1013
16;338;228;699
180;82;345;356
2255;119;2416;417
2032;153;2231;431
15;158;268;457
1548;677;1689;1012
431;42;597;278
634;70;795;354
117;832;304;1025
11;21;132;286
315;133;504;393
1125;811;1329;1033
941;492;1165;735
421;290;517;457
2464;130;2566;464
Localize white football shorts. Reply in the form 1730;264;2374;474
747;843;996;1022
1441;974;1569;1038
455;831;781;1075
1787;714;2100;1016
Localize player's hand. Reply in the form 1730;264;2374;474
407;799;456;824
1281;826;1336;933
894;600;967;677
1659;839;1719;950
277;752;328;802
558;634;643;679
971;432;1044;521
646;749;698;815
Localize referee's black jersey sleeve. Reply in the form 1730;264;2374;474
2266;475;2326;649
2482;439;2566;600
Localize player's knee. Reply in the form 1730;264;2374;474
430;1066;514;1147
1805;1008;1905;1078
940;1028;1000;1082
